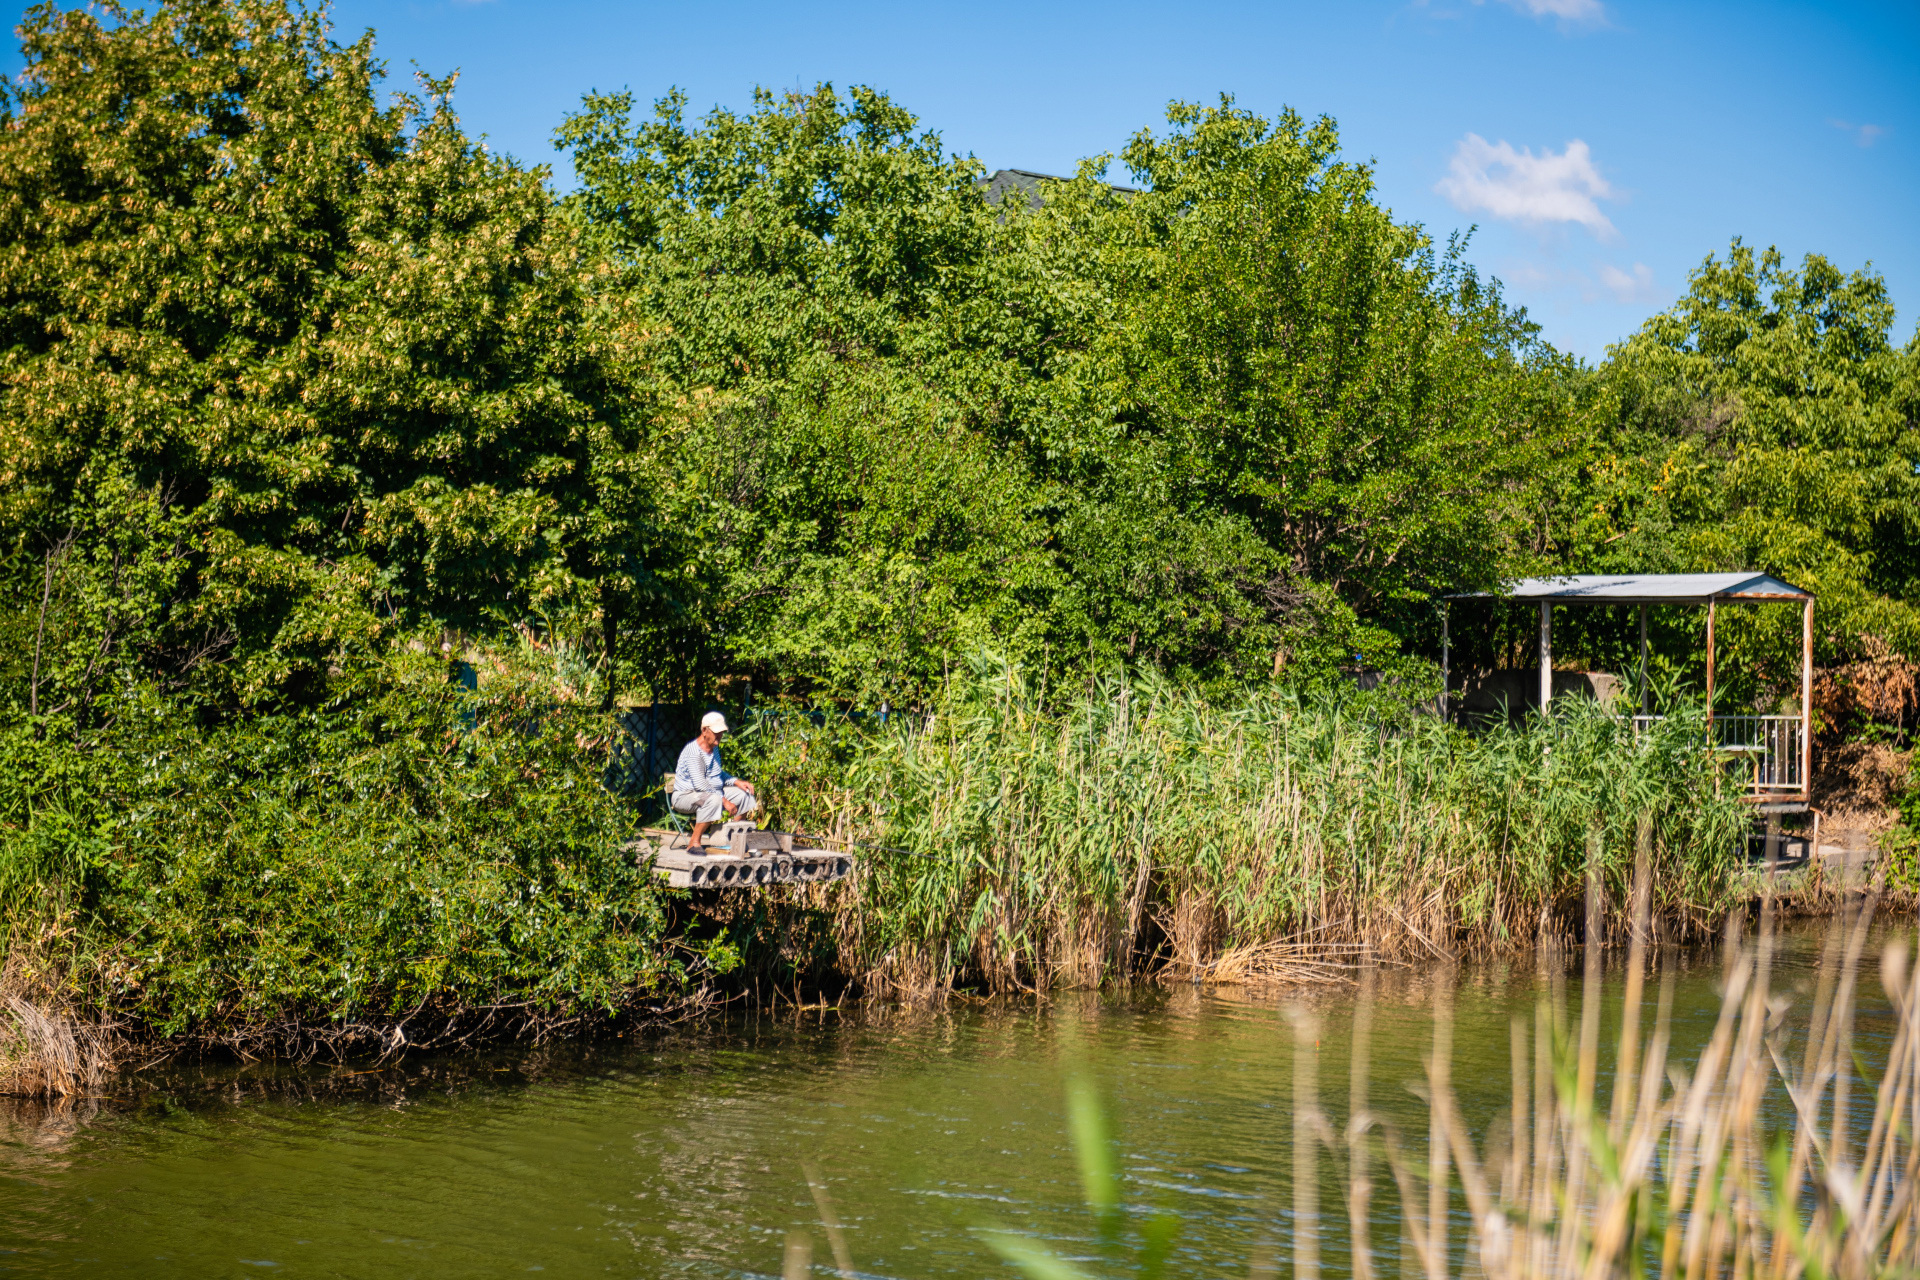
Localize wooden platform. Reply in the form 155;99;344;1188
629;827;854;889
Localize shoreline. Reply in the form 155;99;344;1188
3;860;1900;1101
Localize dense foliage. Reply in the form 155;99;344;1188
0;653;692;1044
738;661;1748;993
1554;244;1920;708
0;0;1915;1042
10;1;1915;718
556;89;1579;700
0;0;654;720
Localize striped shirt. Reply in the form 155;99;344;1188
674;740;732;795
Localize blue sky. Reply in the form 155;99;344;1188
8;0;1917;359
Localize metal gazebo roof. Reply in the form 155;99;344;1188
1439;571;1817;807
1454;572;1813;605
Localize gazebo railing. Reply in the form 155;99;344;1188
1627;713;1805;798
1714;714;1806;796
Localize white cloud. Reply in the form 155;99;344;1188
1597;262;1656;303
1435;134;1617;237
1421;0;1605;25
1503;261;1566;290
1828;119;1887;148
1500;0;1604;18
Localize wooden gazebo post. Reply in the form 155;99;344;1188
1802;597;1814;792
1705;599;1716;726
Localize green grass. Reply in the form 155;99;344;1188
741;657;1751;994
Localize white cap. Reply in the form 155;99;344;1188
700;711;730;735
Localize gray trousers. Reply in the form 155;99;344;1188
671;786;758;824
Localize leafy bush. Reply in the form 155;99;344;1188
0;651;683;1046
1885;773;1920;894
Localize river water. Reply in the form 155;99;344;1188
0;923;1906;1278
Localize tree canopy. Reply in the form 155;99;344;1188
1556;243;1920;704
0;0;645;717
554;87;1579;700
3;0;1916;719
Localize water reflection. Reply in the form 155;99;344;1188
0;921;1905;1278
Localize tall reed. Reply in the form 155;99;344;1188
962;901;1918;1280
744;658;1751;995
1350;873;1914;1279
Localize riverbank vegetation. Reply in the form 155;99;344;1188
740;661;1750;996
3;0;1918;1071
0;643;709;1061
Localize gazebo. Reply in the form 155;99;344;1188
1442;573;1815;808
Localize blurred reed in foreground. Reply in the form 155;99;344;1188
745;659;1752;996
787;866;1915;1278
1360;873;1916;1280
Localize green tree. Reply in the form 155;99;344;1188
1571;242;1920;705
557;84;1058;704
559;89;1575;699
1052;99;1579;686
0;0;642;714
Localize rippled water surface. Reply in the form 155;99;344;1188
0;924;1905;1278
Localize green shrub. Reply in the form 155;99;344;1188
0;652;683;1044
1885;773;1920;894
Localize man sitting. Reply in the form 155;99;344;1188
672;711;760;852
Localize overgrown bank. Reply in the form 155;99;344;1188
4;655;1775;1082
2;0;1917;1092
0;648;706;1076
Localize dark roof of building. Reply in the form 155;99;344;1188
978;168;1138;212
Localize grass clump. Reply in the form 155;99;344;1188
743;658;1752;995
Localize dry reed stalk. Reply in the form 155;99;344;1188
1350;962;1379;1280
1172;938;1380;987
1363;904;1920;1280
800;1159;857;1280
1294;1006;1323;1280
1426;968;1454;1280
782;1231;812;1280
0;996;114;1098
0;937;118;1099
1527;998;1551;1278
